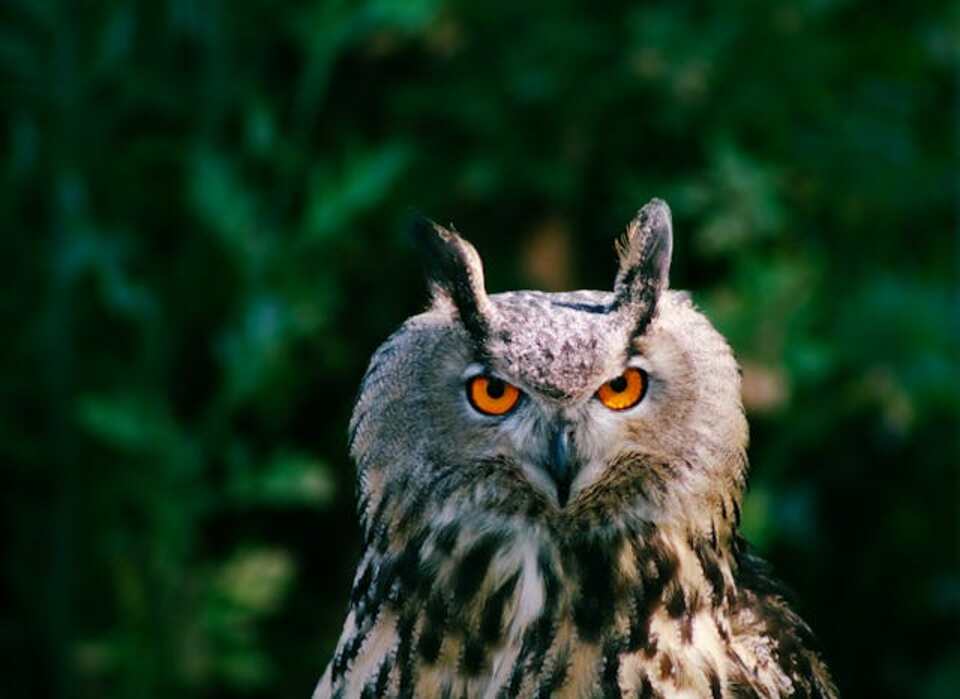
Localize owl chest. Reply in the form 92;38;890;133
328;525;775;698
479;584;735;698
404;541;737;698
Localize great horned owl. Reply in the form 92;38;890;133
315;200;837;698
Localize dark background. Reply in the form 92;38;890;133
2;1;957;697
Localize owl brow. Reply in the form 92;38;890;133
549;301;616;315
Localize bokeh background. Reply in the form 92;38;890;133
3;1;957;697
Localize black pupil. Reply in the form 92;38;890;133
486;378;506;398
609;375;628;392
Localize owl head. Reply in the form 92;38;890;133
351;199;747;546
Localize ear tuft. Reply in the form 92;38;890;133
614;198;674;335
411;215;492;343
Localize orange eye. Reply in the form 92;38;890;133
467;376;521;416
596;368;647;411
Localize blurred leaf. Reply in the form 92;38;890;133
740;484;773;551
217;548;295;615
189;149;269;275
694;140;784;256
302;143;413;243
921;649;960;699
75;394;178;453
229;452;336;508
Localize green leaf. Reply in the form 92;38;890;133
302;143;413;243
229;451;335;508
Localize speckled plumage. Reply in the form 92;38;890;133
314;200;837;698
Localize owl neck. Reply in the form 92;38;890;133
409;511;741;613
355;491;739;643
355;461;745;615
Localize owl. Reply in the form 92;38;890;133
314;199;837;698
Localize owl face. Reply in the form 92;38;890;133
351;200;747;537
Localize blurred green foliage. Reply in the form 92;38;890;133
1;1;957;697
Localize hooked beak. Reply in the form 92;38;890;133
546;423;577;507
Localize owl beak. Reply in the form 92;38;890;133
547;424;576;508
